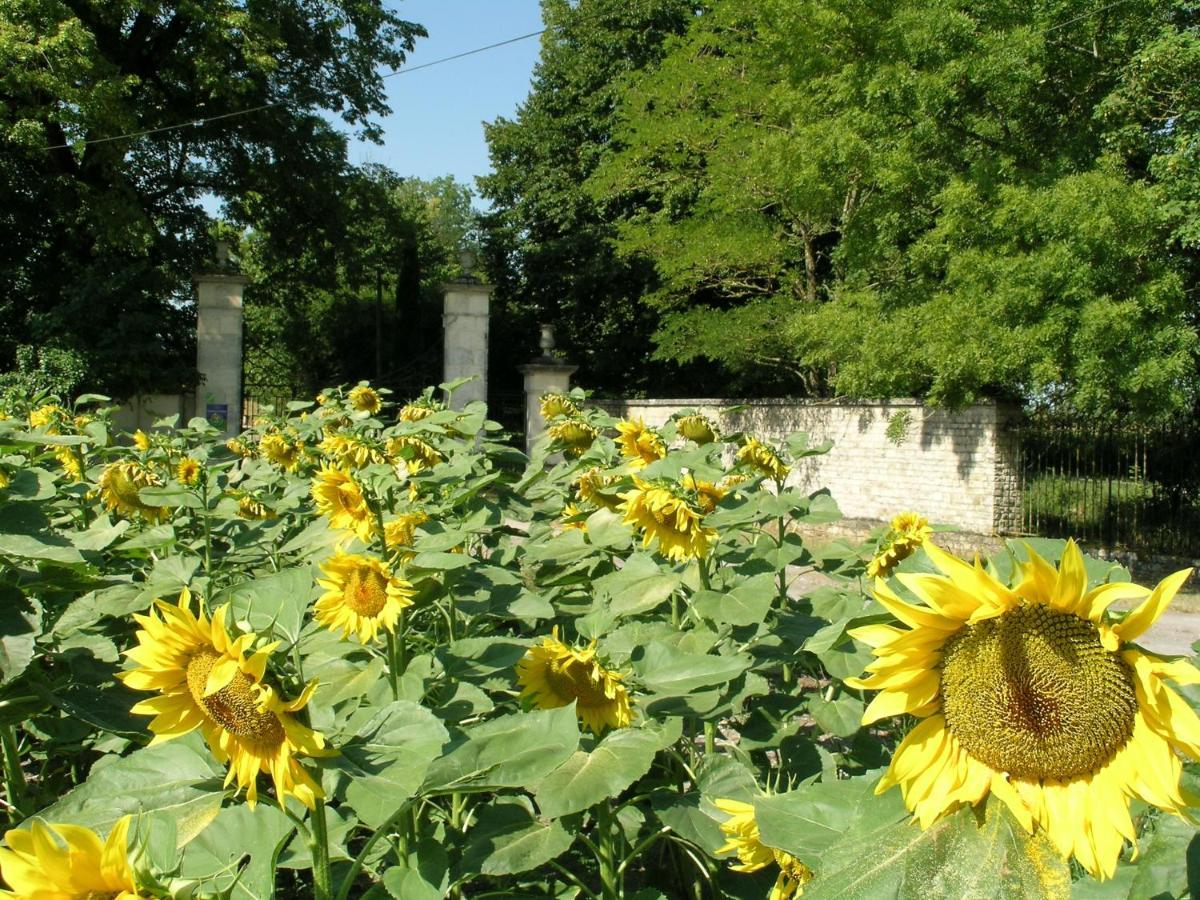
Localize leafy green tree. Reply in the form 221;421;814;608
588;0;1198;418
0;0;423;398
479;0;705;398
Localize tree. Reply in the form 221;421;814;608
588;0;1199;418
239;167;479;397
0;1;423;398
479;0;703;399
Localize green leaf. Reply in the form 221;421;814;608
69;515;131;551
216;566;317;644
799;492;841;524
0;532;86;565
634;642;751;695
138;485;202;508
408;550;475;571
6;468;57;501
807;693;864;738
1127;815;1198;900
692;573;776;626
38;735;226;843
461;801;575;876
341;701;450;828
585;507;634;549
178;803;296;899
421;706;581;794
0;587;40;684
535;723;677;818
595;553;681;618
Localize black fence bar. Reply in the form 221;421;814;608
1016;411;1200;557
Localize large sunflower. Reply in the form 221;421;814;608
348;385;383;414
311;467;375;541
736;437;790;481
847;540;1198;880
119;590;327;809
260;433;302;471
539;393;579;420
516;629;634;734
676;413;716;445
315;552;415;643
614;419;666;469
714;799;813;900
0;815;146;899
547;419;598;457
98;462;168;523
619;477;716;563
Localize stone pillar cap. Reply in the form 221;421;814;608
519;358;578;374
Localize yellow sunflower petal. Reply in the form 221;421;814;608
1113;568;1192;642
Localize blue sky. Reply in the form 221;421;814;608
348;1;545;196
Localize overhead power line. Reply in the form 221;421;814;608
41;28;546;151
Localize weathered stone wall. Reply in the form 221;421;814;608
442;282;490;409
598;398;1022;535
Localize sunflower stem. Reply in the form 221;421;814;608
385;629;401;700
200;477;213;575
0;724;26;820
334;801;411;900
595;799;621;899
310;799;333;900
703;720;716;755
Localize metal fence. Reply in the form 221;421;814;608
1016;411;1200;556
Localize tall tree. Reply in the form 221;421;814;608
589;0;1199;418
0;1;423;397
479;0;703;398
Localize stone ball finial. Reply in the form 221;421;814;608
539;324;556;355
458;247;477;278
215;240;232;268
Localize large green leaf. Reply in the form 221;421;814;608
807;693;864;738
178;803;296;900
215;566;317;644
0;532;86;565
692;573;776;626
421;706;581;794
535;721;680;818
461;800;575;877
634;643;751;696
37;735;226;844
0;587;41;684
594;552;681;618
339;701;450;828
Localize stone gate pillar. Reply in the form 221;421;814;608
442;275;491;409
519;325;578;456
194;247;246;435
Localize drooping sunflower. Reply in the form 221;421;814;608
132;429;151;451
384;509;429;553
714;799;813;900
619;477;716;563
55;446;84;482
398;400;439;422
176;457;202;486
847;540;1199;880
226;437;255;458
681;472;728;514
0;815;147;899
561;502;588;531
0;469;9;491
516;628;634;734
311;467;375;541
322;433;387;468
98;462;168;523
575;467;621;510
866;511;933;579
736;437;790;481
676;413;716;445
28;404;65;432
119;589;327;808
540;393;579;420
315;552;415;644
387;435;443;473
547;419;597;457
614;419;666;469
348;385;383;415
260;433;302;471
237;495;275;521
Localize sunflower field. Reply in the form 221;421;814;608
0;384;1197;899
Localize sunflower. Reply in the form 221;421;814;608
736;437;789;481
176;457;202;486
384;510;429;559
119;589;326;808
0;815;147;899
98;462;168;523
348;385;382;414
866;511;933;579
547;419;597;457
714;799;813;900
387;435;443;473
540;393;579;420
398;400;439;422
676;414;716;445
516;629;634;734
614;419;666;469
28;404;65;432
226;437;255;458
311;467;375;541
575;467;621;510
322;433;388;469
0;470;8;491
132;429;151;451
315;552;415;644
260;433;302;471
562;502;588;531
619;477;716;563
681;472;727;514
237;495;275;521
55;446;84;482
847;540;1199;880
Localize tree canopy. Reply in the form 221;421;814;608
0;0;423;397
490;0;1200;417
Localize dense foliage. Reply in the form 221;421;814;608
487;0;1200;417
0;1;423;398
0;386;1196;898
